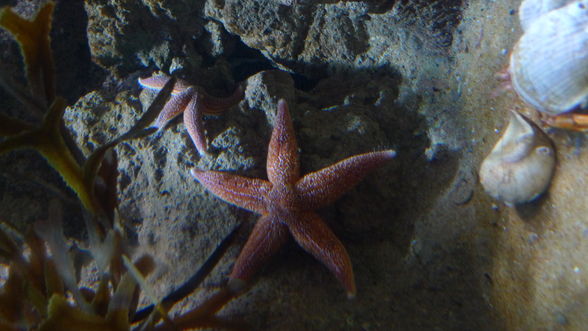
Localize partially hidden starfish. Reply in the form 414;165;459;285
190;99;395;298
138;73;244;156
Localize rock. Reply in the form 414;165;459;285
2;0;587;330
206;0;461;78
244;69;296;124
84;0;234;77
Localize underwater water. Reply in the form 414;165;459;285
0;0;586;330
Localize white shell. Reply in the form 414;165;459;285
518;0;575;31
479;111;556;206
509;0;588;115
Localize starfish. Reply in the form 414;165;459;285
138;73;245;156
190;99;395;298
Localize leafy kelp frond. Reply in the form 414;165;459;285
81;75;176;220
0;223;50;327
0;2;55;106
0;98;95;212
0;204;146;330
122;254;170;327
40;295;128;331
0;82;174;217
0;65;45;117
0;1;96;212
0;223;21;262
0;2;247;330
0;113;34;136
0;205;242;330
0;2;174;219
34;200;91;312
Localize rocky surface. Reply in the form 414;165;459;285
1;0;587;330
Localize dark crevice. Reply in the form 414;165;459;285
226;38;275;82
52;0;107;104
290;72;320;92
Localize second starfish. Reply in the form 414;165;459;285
191;99;395;298
139;73;244;156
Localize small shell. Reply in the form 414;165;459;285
509;0;588;115
518;0;575;31
479;111;556;206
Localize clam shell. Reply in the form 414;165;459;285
509;0;588;115
479;111;556;206
518;0;575;31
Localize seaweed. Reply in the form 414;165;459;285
0;2;245;330
0;202;242;330
0;1;170;219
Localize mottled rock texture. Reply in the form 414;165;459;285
1;0;587;330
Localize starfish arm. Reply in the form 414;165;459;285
228;214;289;292
201;83;245;115
152;87;194;130
138;73;191;95
138;74;243;114
183;93;211;156
288;211;356;298
267;99;300;184
296;150;396;209
191;169;271;214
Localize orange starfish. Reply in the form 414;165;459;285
190;99;395;298
138;73;244;156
